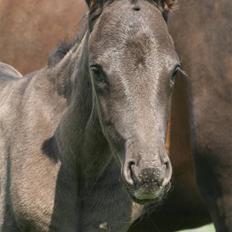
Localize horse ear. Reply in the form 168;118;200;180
86;0;97;8
163;0;177;10
160;0;177;21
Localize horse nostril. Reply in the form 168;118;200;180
128;160;135;172
162;159;172;187
124;160;138;186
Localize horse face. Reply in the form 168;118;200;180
88;0;179;203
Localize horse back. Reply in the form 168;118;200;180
0;62;23;90
0;62;23;231
0;62;22;78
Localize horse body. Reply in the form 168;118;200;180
0;68;59;231
0;57;135;232
169;1;232;231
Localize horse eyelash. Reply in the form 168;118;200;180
176;66;188;78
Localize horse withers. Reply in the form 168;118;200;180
0;0;179;231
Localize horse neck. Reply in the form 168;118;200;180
52;34;111;187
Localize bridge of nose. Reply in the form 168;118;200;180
127;148;167;171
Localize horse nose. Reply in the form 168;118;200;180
123;157;172;188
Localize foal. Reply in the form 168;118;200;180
0;0;179;231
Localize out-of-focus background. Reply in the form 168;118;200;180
0;0;87;74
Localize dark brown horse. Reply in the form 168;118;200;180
0;0;179;231
170;1;232;231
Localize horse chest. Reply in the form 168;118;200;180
10;162;140;232
75;162;142;232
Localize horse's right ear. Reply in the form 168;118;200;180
163;0;177;10
157;0;177;21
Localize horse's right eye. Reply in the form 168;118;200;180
170;64;180;88
90;65;105;81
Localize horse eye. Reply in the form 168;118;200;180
170;64;180;87
90;65;109;94
90;65;107;83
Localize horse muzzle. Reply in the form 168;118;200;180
123;156;172;204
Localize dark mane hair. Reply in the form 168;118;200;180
48;14;88;67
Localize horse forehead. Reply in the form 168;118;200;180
89;0;177;73
89;6;174;63
91;0;165;41
92;35;175;77
90;22;173;63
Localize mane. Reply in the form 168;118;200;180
48;14;88;67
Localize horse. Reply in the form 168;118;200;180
0;1;212;231
2;0;230;231
0;0;180;231
0;0;213;230
0;62;23;78
0;0;87;74
169;1;232;231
